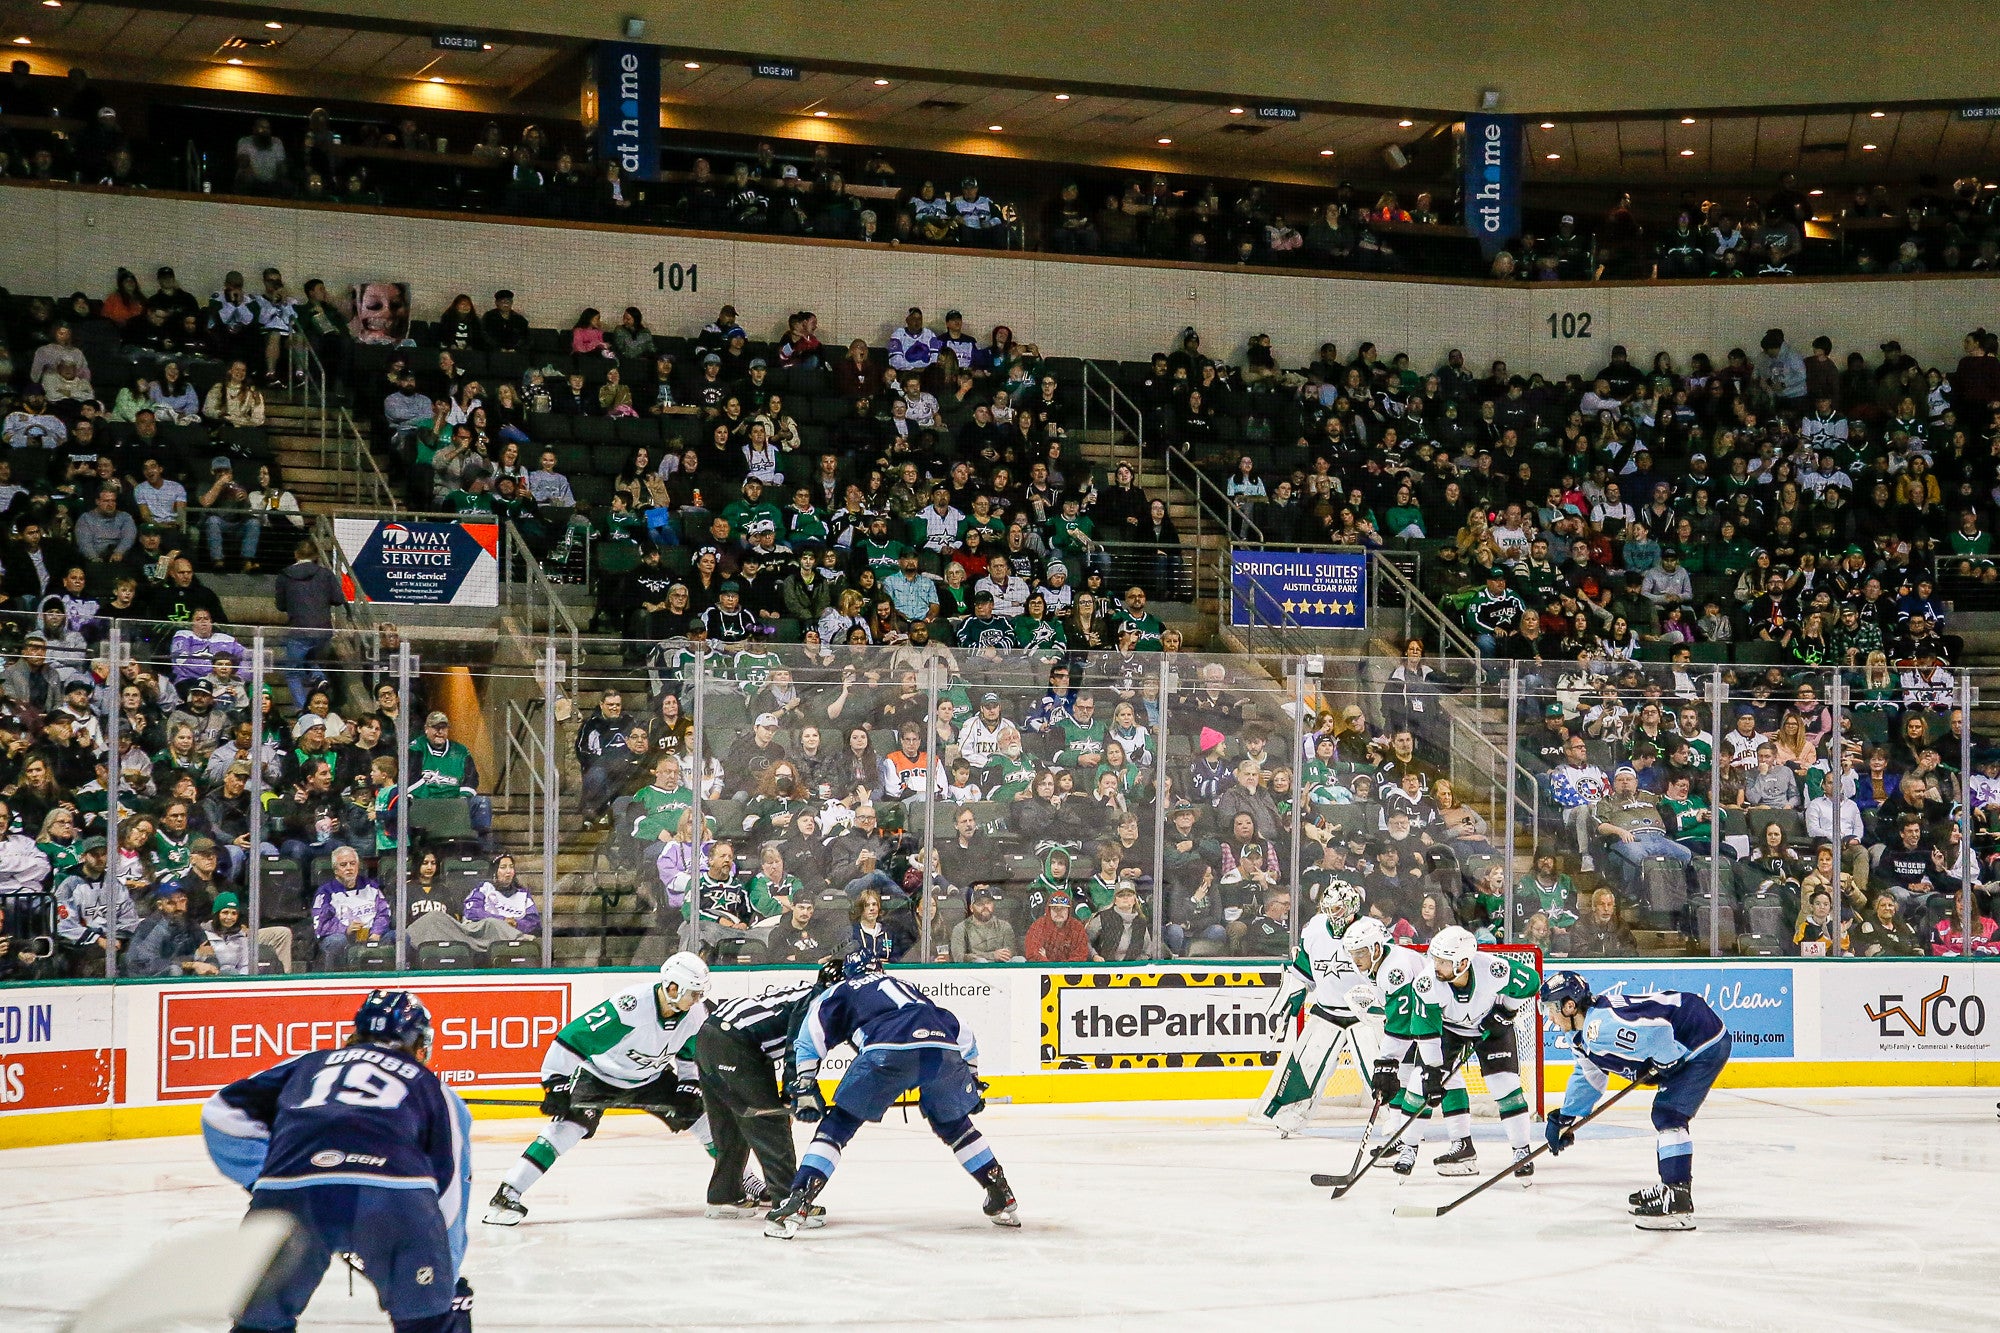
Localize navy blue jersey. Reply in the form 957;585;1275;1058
202;1041;473;1268
1559;989;1726;1116
795;974;978;1074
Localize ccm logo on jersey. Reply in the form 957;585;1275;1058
310;1150;389;1168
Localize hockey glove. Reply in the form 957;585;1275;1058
790;1071;825;1124
971;1079;990;1116
539;1076;573;1119
1420;1063;1447;1108
1481;1012;1516;1042
653;1085;704;1133
1344;984;1379;1017
1544;1111;1576;1155
1369;1056;1402;1103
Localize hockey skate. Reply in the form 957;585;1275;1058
763;1179;827;1239
1433;1137;1479;1176
1631;1183;1695;1230
1390;1142;1419;1177
482;1184;527;1227
1511;1145;1535;1184
980;1167;1021;1227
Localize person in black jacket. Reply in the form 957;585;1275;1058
480;290;529;352
435;294;489;352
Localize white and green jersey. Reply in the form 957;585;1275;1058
1376;945;1446;1043
541;981;708;1089
1435;952;1541;1039
1284;915;1366;1018
734;648;782;697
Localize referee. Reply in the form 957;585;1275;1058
696;960;838;1217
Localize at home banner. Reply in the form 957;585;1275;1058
591;41;661;180
1230;551;1368;629
333;519;499;607
1462;113;1522;258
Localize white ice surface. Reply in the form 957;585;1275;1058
2;1088;1993;1332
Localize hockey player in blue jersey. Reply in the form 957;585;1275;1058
1539;970;1731;1231
201;990;476;1331
764;952;1018;1238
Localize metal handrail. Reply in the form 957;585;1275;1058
1371;550;1481;672
333;406;398;511
499;695;546;854
502;518;580;686
310;511;378;638
1080;361;1146;450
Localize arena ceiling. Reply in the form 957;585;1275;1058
6;0;2000;193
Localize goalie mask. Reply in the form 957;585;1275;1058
1317;879;1362;927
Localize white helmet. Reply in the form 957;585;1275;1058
1318;879;1362;925
658;952;711;1009
1429;926;1478;975
1340;917;1390;964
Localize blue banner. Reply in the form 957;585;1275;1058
594;41;660;181
1230;551;1367;629
1544;964;1795;1063
1463;113;1521;257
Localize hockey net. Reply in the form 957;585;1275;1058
1306;943;1544;1121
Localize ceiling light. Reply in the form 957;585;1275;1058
429;76;445;83
12;36;30;44
1054;93;1070;101
988;124;1002;131
1679;149;1695;157
481;43;493;50
264;19;283;27
1988;183;1999;190
1862;142;1877;150
1809;188;1824;196
683;61;700;69
1680;116;1696;125
1869;110;1886;118
1539;121;1555;129
1397;119;1413;128
1228;107;1244;115
813;110;828;117
1157;137;1172;145
1319;149;1334;156
43;0;63;7
873;78;889;86
1545;152;1560;160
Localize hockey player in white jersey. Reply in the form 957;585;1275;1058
1251;882;1374;1134
1420;927;1543;1182
1338;916;1458;1177
485;952;749;1225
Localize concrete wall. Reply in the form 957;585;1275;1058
5;183;1997;381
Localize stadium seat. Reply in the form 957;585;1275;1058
416;941;478;971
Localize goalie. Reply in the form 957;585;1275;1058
1250;882;1375;1136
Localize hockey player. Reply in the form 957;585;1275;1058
200;989;475;1333
1423;926;1542;1181
1338;916;1464;1177
1540;970;1732;1230
764;953;1018;1238
1251;881;1371;1135
696;959;841;1222
485;952;730;1225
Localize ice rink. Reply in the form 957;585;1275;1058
4;1087;1992;1332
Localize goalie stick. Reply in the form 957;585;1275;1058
1392;1078;1641;1219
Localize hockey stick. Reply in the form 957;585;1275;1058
1392;1078;1642;1219
1310;1039;1475;1192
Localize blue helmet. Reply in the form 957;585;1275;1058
354;990;433;1053
841;950;885;982
1539;970;1593;1010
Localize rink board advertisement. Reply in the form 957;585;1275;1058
155;981;573;1098
4;960;2000;1143
1544;965;1796;1063
1040;969;1284;1069
331;518;500;607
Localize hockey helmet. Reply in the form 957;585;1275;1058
841;950;886;981
1429;926;1478;976
1317;879;1363;925
353;989;433;1057
1339;916;1390;965
657;951;711;1010
1540;969;1593;1010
